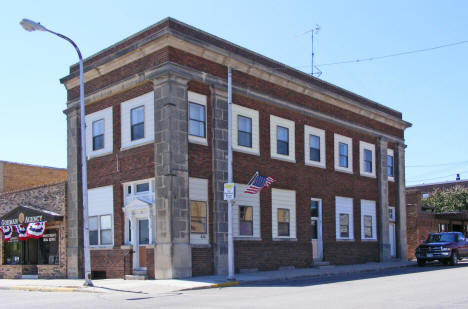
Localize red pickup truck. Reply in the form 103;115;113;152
415;232;468;266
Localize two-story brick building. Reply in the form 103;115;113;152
60;18;411;279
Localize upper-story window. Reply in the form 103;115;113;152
270;115;295;162
189;103;206;137
85;107;113;158
387;148;395;181
304;126;326;168
237;115;252;147
188;91;208;146
277;126;289;155
232;104;259;155
121;92;154;150
359;141;376;177
334;134;353;173
130;106;145;141
92;119;105;151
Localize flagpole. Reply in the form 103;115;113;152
227;66;235;280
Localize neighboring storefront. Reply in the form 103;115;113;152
0;182;66;279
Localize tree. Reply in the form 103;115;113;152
423;185;468;213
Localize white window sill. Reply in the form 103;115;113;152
360;172;377;178
334;167;354;174
271;154;296;163
90;245;114;250
272;237;297;241
87;150;113;160
336;239;355;242
188;135;208;146
361;238;378;242
234;236;262;241
191;244;212;248
305;161;326;169
121;140;154;152
233;146;260;156
388;177;395;182
120;245;132;249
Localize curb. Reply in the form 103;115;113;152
0;285;97;293
180;281;240;291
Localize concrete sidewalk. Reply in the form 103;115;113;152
0;260;415;294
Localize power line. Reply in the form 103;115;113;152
316;40;468;67
406;160;468;168
407;169;468;183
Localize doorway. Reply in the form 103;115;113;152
137;219;149;268
310;198;323;261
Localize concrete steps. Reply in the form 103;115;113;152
125;268;148;280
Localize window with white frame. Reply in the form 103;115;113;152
85;107;113;158
304;125;326;168
272;189;296;239
121;92;154;149
336;196;354;240
123;179;155;206
359;141;376;178
188;91;208;146
387;148;395;181
88;185;114;246
233;184;261;239
270;115;295;162
360;200;377;240
388;206;396;222
232;104;260;155
189;177;209;244
334;134;353;173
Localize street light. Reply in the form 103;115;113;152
20;18;93;287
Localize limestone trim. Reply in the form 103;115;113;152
62;34;410;130
66;63;407;144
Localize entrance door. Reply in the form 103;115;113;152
389;223;396;257
137;219;149;268
310;199;323;261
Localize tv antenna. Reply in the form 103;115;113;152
302;25;322;77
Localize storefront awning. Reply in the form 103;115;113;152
0;205;62;226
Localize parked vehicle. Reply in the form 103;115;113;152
415;232;468;266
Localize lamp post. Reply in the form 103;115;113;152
20;19;93;286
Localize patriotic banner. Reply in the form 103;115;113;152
14;224;28;240
0;225;13;242
26;221;47;239
244;172;277;194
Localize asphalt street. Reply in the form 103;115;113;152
2;262;468;309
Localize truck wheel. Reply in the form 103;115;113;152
450;251;458;266
417;259;426;267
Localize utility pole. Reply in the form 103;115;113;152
227;66;235;280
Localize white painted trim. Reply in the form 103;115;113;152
359;141;376;178
188;91;208;146
360;199;377;240
270;115;296;163
334;134;353;174
387;148;395;182
272;189;296;239
335;196;354;240
232;104;260;156
304;126;326;169
85;107;113;159
121;92;154;150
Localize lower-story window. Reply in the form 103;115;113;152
364;215;373;238
190;201;207;234
278;208;290;237
239;206;253;236
89;215;112;245
340;214;349;238
3;229;59;265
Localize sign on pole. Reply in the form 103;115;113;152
224;183;235;200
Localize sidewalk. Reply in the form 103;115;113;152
0;260;415;294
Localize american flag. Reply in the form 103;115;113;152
244;172;277;194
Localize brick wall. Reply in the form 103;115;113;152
91;248;133;279
0;161;66;193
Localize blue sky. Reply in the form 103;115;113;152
1;0;467;185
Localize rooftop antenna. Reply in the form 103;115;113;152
302;25;321;77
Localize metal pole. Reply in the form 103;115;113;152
227;66;235;280
19;20;93;286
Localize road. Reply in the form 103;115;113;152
3;262;468;309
